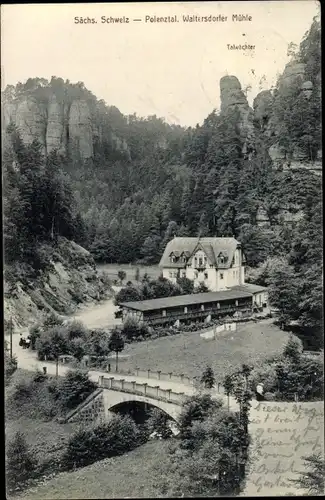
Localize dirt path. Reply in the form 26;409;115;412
71;297;121;330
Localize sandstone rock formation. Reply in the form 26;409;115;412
2;88;130;160
15;97;47;154
220;75;254;147
68;99;93;159
253;90;273;129
46;94;67;154
278;61;306;92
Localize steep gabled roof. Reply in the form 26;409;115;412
159;237;240;269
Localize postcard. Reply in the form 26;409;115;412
2;1;323;498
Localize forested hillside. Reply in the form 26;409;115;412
3;17;322;342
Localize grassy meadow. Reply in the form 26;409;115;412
114;318;290;383
13;439;171;500
96;263;161;284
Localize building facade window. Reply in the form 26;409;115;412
235;300;238;306
194;271;198;279
162;310;167;317
169;271;173;278
184;306;188;313
217;302;220;309
220;273;224;280
181;270;186;277
199;257;203;266
201;304;205;311
204;272;208;279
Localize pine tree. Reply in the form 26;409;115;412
108;329;125;372
6;431;36;491
201;365;215;389
291;452;325;495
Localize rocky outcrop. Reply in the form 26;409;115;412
46;94;67;154
2;89;129;160
220;75;254;146
220;75;248;111
111;132;129;153
15;97;47;154
2;100;17;131
253;90;273;129
68;99;93;159
278;61;306;93
4;237;112;329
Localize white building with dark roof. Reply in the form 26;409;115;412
159;236;246;292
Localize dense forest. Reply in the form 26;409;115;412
3;17;322;345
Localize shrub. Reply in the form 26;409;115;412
66;320;88;341
62;415;140;470
54;370;97;412
85;329;111;358
42;313;64;330
35;325;69;361
69;337;85;361
6;431;37;492
283;334;303;363
6;371;58;420
146;408;173;439
5;351;17;383
249;363;279;393
121;317;149;341
156;398;249;497
249;349;323;401
29;324;42;350
179;394;223;449
32;369;48;384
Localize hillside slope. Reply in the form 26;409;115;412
4;237;111;329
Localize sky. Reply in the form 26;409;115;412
1;1;320;127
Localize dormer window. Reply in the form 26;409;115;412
218;252;227;266
170;254;176;263
199;257;203;266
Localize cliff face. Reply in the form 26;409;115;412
220;75;254;146
252;56;321;228
68;99;93;158
4;237;111;329
46;94;67;155
15;97;47;155
2;84;129;160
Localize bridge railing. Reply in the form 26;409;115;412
98;376;186;406
113;367;225;393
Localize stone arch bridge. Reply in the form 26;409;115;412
64;376;190;425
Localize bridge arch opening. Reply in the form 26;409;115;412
109;400;178;426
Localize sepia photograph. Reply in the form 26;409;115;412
2;1;323;498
